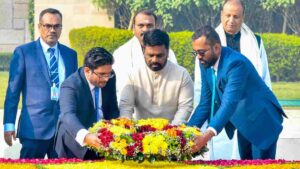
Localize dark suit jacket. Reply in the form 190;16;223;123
188;47;286;150
4;38;77;140
55;68;119;159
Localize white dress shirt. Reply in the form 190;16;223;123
75;74;103;146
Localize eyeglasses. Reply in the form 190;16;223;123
92;71;115;79
40;24;62;31
191;49;209;57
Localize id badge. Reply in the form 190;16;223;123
51;84;59;101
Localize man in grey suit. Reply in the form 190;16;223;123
3;8;78;159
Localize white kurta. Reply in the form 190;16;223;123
119;61;193;125
113;36;178;102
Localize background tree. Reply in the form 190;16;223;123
261;0;298;34
92;0;224;30
92;0;299;35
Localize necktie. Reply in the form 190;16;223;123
209;68;217;160
48;48;59;87
94;87;100;121
210;68;216;121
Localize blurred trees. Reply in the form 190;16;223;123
92;0;299;35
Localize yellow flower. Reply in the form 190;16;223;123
111;137;128;155
142;134;168;156
188;140;194;147
88;121;111;133
137;118;169;130
111;118;135;128
109;125;132;136
182;127;202;136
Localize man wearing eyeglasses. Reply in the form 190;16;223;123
3;8;77;159
119;29;193;125
193;0;272;160
55;47;119;160
188;25;286;160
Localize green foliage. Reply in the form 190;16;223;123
28;0;34;41
169;31;194;77
261;0;295;10
0;72;9;109
69;26;132;66
92;0;224;30
261;33;300;82
0;52;12;71
272;82;300;99
69;27;300;81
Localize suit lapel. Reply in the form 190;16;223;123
58;43;69;77
216;49;225;99
79;68;94;109
36;39;51;86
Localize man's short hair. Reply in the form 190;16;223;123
132;9;157;26
222;0;245;15
192;25;221;46
143;29;170;49
39;8;62;22
84;47;114;70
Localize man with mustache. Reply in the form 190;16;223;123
188;25;286;160
113;9;177;102
3;8;77;158
119;29;193;125
193;0;271;160
55;47;119;160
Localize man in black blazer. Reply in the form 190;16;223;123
55;47;119;160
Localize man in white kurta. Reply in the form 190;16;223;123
113;10;177;101
119;29;193;125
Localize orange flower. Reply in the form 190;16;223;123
166;128;177;137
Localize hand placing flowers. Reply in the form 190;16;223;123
87;118;208;163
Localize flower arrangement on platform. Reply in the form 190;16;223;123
1;158;300;169
87;118;208;162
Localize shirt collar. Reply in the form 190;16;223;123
84;71;96;92
225;31;241;39
39;38;58;54
212;54;221;73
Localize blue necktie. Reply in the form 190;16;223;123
48;48;59;87
94;87;100;121
210;68;216;121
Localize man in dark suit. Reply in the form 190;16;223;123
188;26;287;159
3;8;77;159
55;47;119;160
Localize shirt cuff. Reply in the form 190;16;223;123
4;123;15;132
207;127;217;136
75;129;89;147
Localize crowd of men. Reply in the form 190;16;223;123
3;0;286;161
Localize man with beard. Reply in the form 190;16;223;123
3;8;77;159
193;0;271;160
188;26;286;159
119;29;193;125
113;9;177;101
